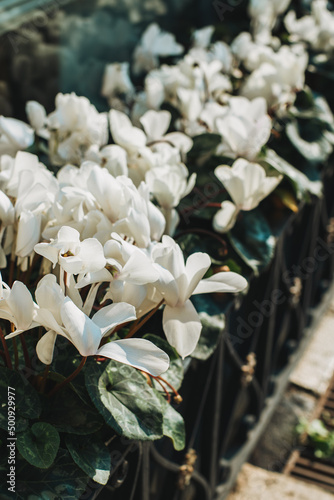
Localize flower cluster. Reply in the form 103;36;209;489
0;1;333;487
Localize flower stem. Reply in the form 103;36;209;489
152;375;183;404
152;376;171;403
124;300;164;339
8;258;15;287
20;334;31;369
12;338;19;369
0;327;12;369
39;364;50;393
47;356;87;397
25;253;41;285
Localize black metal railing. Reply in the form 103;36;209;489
80;166;334;500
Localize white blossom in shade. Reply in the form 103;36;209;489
25;101;49;139
0;191;15;268
82;163;165;246
109;109;146;154
240;44;308;110
16;210;42;259
177;88;203;124
145;163;196;235
212;201;239;234
0;191;14;227
34;226;106;276
48;93;108;166
101;62;135;103
231;32;254;63
99;145;128;177
285;1;334;54
248;0;291;43
133;23;184;75
139;109;193;153
144;74;165;110
0;278;38;337
213;159;283;233
192;26;215;49
214;96;272;160
0;116;34;157
146;164;196;210
209;41;233;74
151;236;247;358
3;151;39;196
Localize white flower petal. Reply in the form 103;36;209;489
7;281;35;330
92;302;136;336
96;338;169;376
163;300;202;358
193;272;248;295
182;252;211;303
213;201;239;233
140;110;171;141
36;330;57;365
61;298;102;356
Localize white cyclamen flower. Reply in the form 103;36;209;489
152;236;248;358
214;96;272;160
48;93;108;165
31;274;169;375
248;0;291;43
26;101;49;139
133;23;184;75
213;158;282;233
101;62;135;102
285;1;334;53
34;226;106;276
0;116;34;157
0;278;38;336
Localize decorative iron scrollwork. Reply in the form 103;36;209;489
177;448;197;490
241;352;256;387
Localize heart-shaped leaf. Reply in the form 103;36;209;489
189;133;222;157
65;434;111;485
17;422;60;469
263;148;322;200
85;360;164;441
0;366;41;432
191;311;225;361
41;381;103;435
161;399;185;451
229;208;276;274
14;449;89;499
286;120;333;163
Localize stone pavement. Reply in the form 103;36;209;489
227;463;334;500
226;292;334;500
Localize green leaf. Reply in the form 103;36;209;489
286;120;333;163
229;208;276;274
189;133;222;157
17;422;60;469
161;400;185;451
292;91;334;127
143;334;184;392
262;148;323;200
0;366;41;432
65;434;111;485
177;232;228;265
15;449;89;499
191;311;225;361
41;381;104;435
85;360;164;441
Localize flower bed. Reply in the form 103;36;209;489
1;1;334;499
